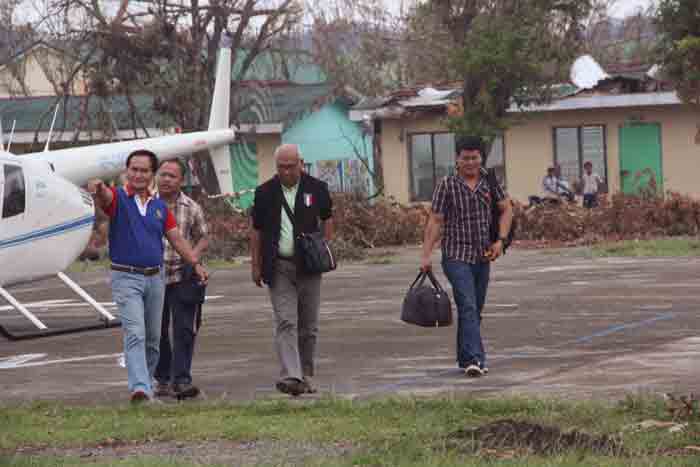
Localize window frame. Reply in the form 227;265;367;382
2;164;26;219
552;125;608;184
408;131;507;202
407;131;455;202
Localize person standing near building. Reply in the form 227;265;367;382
88;150;208;403
154;159;210;399
420;136;513;377
581;161;603;208
250;144;334;396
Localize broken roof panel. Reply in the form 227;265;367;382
399;87;461;108
511;91;681;112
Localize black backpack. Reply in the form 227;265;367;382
487;168;515;252
401;271;453;327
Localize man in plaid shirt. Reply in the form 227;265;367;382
421;136;513;377
154;159;209;398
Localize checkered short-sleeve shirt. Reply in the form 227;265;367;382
161;192;208;285
431;169;506;264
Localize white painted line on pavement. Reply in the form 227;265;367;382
0;352;123;370
0;353;48;369
0;296;223;313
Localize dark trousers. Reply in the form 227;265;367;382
442;259;491;368
583;193;598;208
155;282;202;385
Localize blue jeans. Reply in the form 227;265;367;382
111;270;165;397
441;259;491;368
155;283;202;385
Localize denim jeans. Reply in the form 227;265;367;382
441;259;491;368
111;270;165;397
155;282;202;385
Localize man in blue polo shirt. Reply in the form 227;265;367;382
89;150;207;403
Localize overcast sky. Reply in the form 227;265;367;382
608;0;657;17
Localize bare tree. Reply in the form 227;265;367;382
584;1;658;67
0;1;38;96
44;1;301;131
399;0;596;150
13;0;299;188
306;0;405;97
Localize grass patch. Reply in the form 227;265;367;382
3;455;700;467
363;255;398;265
592;238;700;257
0;457;218;467
205;258;245;270
1;396;698;466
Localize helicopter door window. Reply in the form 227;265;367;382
2;164;26;218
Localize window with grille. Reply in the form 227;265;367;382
553;126;607;187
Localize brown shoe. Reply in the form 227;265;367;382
275;378;305;397
130;390;149;404
154;382;172;398
172;383;200;400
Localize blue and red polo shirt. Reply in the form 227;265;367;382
106;185;177;268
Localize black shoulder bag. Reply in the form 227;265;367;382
281;196;337;274
487;168;515;252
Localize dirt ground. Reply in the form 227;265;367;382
1;246;699;404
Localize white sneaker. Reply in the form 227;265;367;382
465;364;484;377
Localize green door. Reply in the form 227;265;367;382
619;123;662;195
229;141;258;210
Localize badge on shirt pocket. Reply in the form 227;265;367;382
304;193;313;207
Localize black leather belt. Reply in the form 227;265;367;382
111;263;161;276
277;256;295;262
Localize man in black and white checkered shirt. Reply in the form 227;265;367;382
421;136;513;378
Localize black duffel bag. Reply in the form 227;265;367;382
401;270;452;327
281;197;337;275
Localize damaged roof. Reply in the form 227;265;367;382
351;55;675;119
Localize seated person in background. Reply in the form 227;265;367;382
542;167;559;198
540;166;574;204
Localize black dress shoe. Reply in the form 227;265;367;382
173;383;200;399
275;378;305;397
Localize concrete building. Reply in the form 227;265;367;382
350;58;694;204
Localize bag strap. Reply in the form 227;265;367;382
425;270;446;293
280;193;296;228
409;271;427;290
486;168;499;205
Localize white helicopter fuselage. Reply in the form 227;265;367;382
0;151;94;286
0;44;235;289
